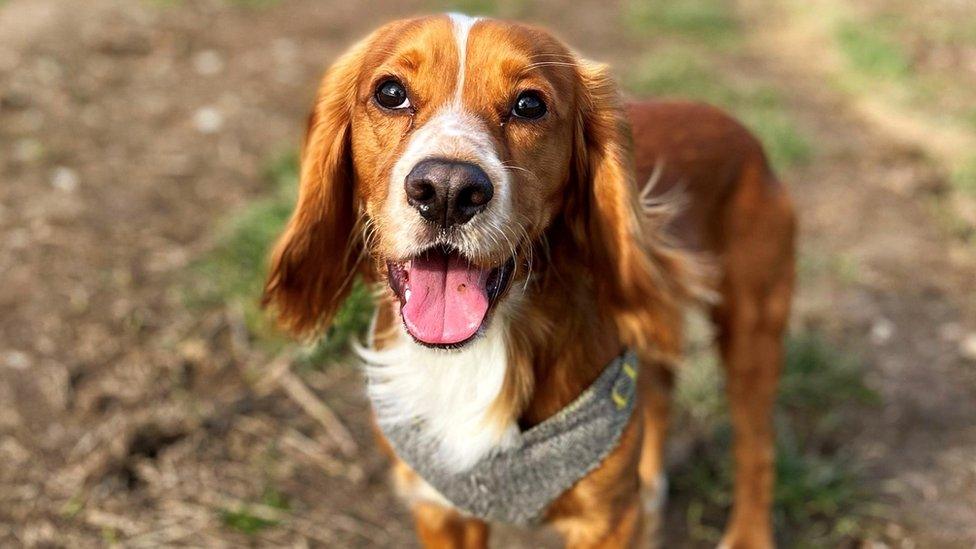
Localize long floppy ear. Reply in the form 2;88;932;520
567;60;699;361
261;38;372;338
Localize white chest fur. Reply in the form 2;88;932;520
355;317;519;473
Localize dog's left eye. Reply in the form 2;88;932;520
511;91;547;119
375;79;411;110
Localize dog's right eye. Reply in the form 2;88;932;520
374;79;411;110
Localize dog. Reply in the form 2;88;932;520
263;13;795;549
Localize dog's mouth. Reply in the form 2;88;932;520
386;246;515;349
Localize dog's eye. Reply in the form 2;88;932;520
511;91;547;119
375;79;411;110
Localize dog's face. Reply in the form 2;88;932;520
264;14;678;355
348;15;578;346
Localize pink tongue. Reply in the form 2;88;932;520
401;251;491;345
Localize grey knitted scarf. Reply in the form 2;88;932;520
373;350;639;525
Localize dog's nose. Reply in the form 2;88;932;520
405;159;493;228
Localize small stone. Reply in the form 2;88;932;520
179;339;208;364
193;107;223;134
192;49;224;76
50;167;79;192
3;351;30;370
870;317;894;345
960;333;976;361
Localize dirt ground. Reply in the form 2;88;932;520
1;0;975;547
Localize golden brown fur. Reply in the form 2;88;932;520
263;15;794;549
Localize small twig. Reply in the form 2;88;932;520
126;522;205;548
280;428;363;482
286;520;341;545
252;354;293;396
83;509;142;536
277;368;358;457
329;513;391;545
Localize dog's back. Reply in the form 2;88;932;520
628;100;788;254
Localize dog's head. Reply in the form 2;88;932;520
263;14;686;355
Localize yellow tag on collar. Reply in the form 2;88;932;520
611;359;638;410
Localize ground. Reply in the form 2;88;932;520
1;0;975;547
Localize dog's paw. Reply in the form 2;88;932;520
640;473;668;514
641;474;668;549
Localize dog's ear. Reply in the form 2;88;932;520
262;38;372;338
565;59;695;359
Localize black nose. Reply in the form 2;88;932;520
405;159;494;228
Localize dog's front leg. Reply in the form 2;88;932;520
553;494;646;549
711;177;795;549
411;501;489;549
548;418;650;549
389;457;489;549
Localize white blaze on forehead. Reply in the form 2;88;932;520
447;13;480;104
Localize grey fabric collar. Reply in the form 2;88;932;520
373;350;639;525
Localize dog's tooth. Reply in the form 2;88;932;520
405;288;412;302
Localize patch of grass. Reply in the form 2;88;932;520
771;436;867;547
260;486;291;511
779;333;879;415
219;487;290;535
836;20;911;81
188;151;374;362
673;330;879;546
220;509;279;535
188;153;298;350
227;0;280;8
951;156;976;197
739;92;814;171
623;0;739;46
626;48;812;169
60;494;85;519
798;251;861;286
966;109;976;134
626;48;725;100
295;277;374;369
827;9;976;235
100;527;119;545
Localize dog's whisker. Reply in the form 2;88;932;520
502;164;541;188
496;222;518;277
515;223;535;293
516;61;577;77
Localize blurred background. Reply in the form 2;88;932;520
2;0;975;546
